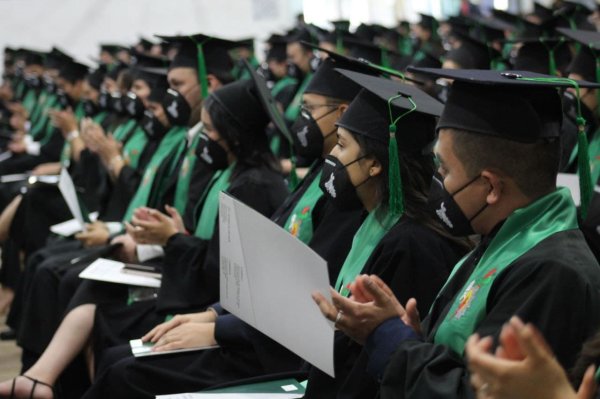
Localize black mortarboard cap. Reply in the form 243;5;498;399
407;67;600;141
100;44;128;55
87;67;105;91
209;78;270;133
355;23;378;42
265;34;288;62
287;27;317;46
20;49;45;67
532;2;555;21
138;38;154;52
131;51;170;70
331;20;351;32
59;60;90;83
156;33;237;73
510;38;571;75
135;67;169;103
467;16;512;43
418;14;438;32
557;28;600;83
44;47;73;70
444;31;501;69
336;69;442;147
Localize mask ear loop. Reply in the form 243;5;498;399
387;94;417;217
516;75;592;218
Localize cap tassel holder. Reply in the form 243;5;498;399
517;76;592;218
387;94;417;216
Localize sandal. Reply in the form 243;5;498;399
7;375;55;399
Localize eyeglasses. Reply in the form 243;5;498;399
300;103;341;113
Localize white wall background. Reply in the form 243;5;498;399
0;0;302;67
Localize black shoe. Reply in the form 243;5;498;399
0;328;16;340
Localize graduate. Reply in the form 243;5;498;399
313;67;600;398
0;72;290;399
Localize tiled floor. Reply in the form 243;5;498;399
0;315;21;382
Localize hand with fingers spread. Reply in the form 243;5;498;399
142;311;218;344
125;206;184;246
466;317;598;399
312;274;413;345
150;322;217;352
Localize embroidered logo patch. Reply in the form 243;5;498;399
436;202;453;228
167;100;178;118
454;280;479;319
297;126;309;147
324;173;336;197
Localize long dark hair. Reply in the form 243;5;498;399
352;131;472;250
203;95;280;179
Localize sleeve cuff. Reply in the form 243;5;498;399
365;318;420;380
136;244;165;262
24;135;41;155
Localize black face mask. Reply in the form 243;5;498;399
140;109;169;141
319;154;369;211
98;90;110;111
43;76;56;94
56;90;75;110
82;99;99;117
195;131;229;171
162;88;192;127
287;63;303;80
123;92;145;120
291;107;336;158
24;74;41;89
110;92;126;115
427;172;488;237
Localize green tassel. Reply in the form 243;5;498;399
595;57;600;115
196;42;209;99
388;124;404;216
548;48;557;76
336;32;344;54
577;116;593;219
381;49;391;69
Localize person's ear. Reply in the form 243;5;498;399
206;74;222;93
481;170;503;206
337;103;349;117
366;157;383;178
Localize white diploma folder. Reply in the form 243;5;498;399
219;192;335;377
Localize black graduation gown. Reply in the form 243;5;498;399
303;218;468;398
378;229;600;399
87;165;289;356
81;166;364;399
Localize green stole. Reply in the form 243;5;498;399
282;170;323;244
30;89;50;125
29;93;58;141
335;207;400;297
173;132;201;214
121;126;147;169
434;188;579;355
21;89;38;115
194;163;235;240
284;73;313;123
112;119;138;142
122;126;187;222
271;76;298;98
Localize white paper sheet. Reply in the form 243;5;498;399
58;168;86;229
219;192;335;377
79;258;161;288
50;212;99;236
156;394;303;399
130;339;218;358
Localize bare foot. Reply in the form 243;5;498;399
0;286;14;315
0;375;54;399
